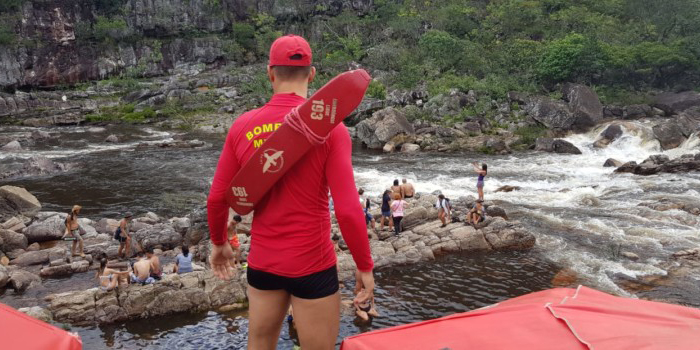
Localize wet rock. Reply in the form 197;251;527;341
485;206;508;220
616;154;700;175
0;186;41;222
401;143;420;153
622;252;640;261
653;91;700;115
31;130;51;139
482;218;536;251
496;186;520;193
11;247;65;267
551;269;578;287
525;97;573;131
1;216;26;232
603;158;623;167
593;124;623;148
104;134;119;143
2;140;21;151
9;269;41;292
40;260;90;277
0;156;70;181
653;122;686;150
0;228;28;252
0;265;8;289
534;138;582;154
562;84;604;131
641;154;670;166
26;242;40;251
382;141;396;153
615;161;638;173
356;107;415;149
19;306;53;323
23;214;67;243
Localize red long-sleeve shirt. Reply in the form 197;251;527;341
207;93;374;277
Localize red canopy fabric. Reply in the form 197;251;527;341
0;303;82;350
341;286;700;350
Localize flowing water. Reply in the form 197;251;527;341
2;121;699;348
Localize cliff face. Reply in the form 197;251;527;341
0;0;373;90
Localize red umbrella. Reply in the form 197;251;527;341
341;286;700;350
0;303;82;350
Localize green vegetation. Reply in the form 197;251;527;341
366;80;387;100
514;125;548;146
0;0;24;12
85;104;155;123
0;21;15;46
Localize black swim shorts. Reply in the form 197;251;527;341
247;265;339;299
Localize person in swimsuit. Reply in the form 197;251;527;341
391;179;404;199
390;193;407;236
206;35;374;350
472;162;487;201
130;252;155;285
116;212;133;259
354;287;379;321
358;188;376;233
466;199;486;228
62;205;85;257
146;247;162;280
436;194;451;228
380;189;393;232
401;178;415;199
97;258;130;291
227;215;242;268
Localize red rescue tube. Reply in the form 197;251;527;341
225;69;371;214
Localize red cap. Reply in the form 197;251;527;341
269;34;313;66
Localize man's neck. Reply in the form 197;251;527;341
272;81;308;98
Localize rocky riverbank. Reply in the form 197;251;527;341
1;185;537;326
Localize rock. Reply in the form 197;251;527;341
653;122;687;150
0;265;8;289
615;161;638;173
401;143;421;153
1;140;21;151
621;252;640;261
383;141;396;153
551;269;578;287
356;107;415;149
623;105;651;119
0;256;8;266
482;218;535;251
31;130;51;139
534;138;582;154
484;138;510;154
2;216;26;232
422;90;472;119
170;217;191;235
593;124;623;148
496;186;520;193
449;226;491;252
26;242;40;251
23;214;67;243
11;247;65;267
0;228;28;251
95;218;119;234
40;260;90;278
507;91;530;104
0;186;41;222
618;154;700;175
9;269;41;292
562;84;604;131
603;158;623;167
525;97;573;131
19;306;53;323
485;206;508;220
104;134;119;143
641;154;670;166
653;91;700;115
131;223;181;251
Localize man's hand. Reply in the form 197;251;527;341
210;243;236;280
353;269;375;305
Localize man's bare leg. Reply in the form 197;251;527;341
291;291;340;350
247;286;290;350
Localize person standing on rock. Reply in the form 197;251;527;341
206;34;374;350
436;194;451;228
116;212;133;260
472;162;487;201
380;189;394;232
401;178;415;199
358;188;376;233
390;193;407;236
62;205;85;257
227;215;243;269
391;179;404;199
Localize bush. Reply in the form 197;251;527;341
0;0;24;12
94;16;128;43
232;22;256;52
537;33;608;84
418;30;463;72
514;125;547;146
0;22;15;46
427;74;477;96
366;80;387;99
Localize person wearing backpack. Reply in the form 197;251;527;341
62;205;85;257
115;212;133;259
435;194;451;228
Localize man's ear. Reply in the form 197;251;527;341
308;66;316;83
267;65;275;83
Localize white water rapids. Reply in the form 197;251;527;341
353;121;700;296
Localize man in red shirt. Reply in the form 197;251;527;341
207;34;375;349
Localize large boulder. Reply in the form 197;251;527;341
525;97;574;131
95;218;119;234
534;138;582;154
1;140;21;151
356;107;415;149
422;90;472;120
653;122;687;150
623;104;652;119
23;214;67;243
9;269;41;292
562;84;604;131
131;223;182;251
653;91;700;115
18;306;53;323
593;124;623;148
482;218;536;251
603;158;623;167
0;186;41;221
0;228;28;252
10;247;65;267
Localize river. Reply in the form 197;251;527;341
1;121;699;348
